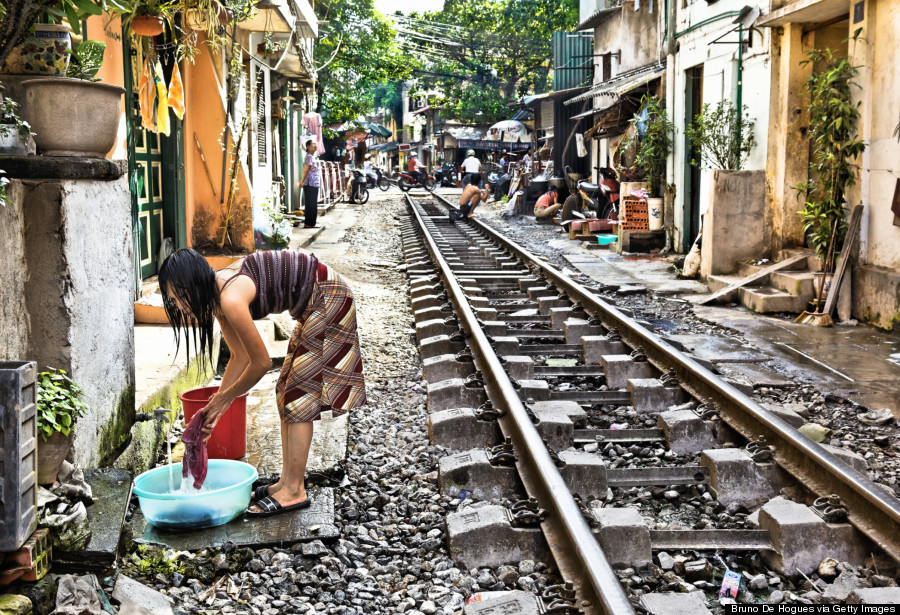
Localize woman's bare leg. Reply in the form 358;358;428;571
249;421;312;510
263;422;289;496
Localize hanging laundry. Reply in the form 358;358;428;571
168;62;185;120
303;111;325;155
138;59;156;132
153;60;170;136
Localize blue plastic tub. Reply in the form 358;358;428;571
133;460;258;530
596;234;618;245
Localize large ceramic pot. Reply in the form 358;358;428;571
38;431;72;485
22;78;125;158
1;24;72;76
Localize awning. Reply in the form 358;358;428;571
564;62;665;106
756;0;849;26
522;86;590;107
363;122;392;138
576;5;621;31
584;96;641;140
412;105;443;116
511;108;534;122
373;142;399;152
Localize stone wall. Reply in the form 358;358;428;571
0;171;135;468
0;181;29;360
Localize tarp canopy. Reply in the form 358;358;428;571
373;141;399;152
565;63;665;106
487;120;531;142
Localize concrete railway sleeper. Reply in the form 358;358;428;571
400;192;900;614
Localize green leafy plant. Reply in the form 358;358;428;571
37;368;88;442
685;100;756;170
0;169;10;208
260;189;290;248
0;96;34;140
258;31;283;57
620;94;674;197
794;43;866;270
66;40;106;81
127;545;185;578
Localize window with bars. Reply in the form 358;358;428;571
256;71;267;166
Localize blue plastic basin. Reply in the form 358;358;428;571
133;459;258;530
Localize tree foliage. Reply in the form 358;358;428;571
314;0;414;123
399;0;578;124
794;43;866;268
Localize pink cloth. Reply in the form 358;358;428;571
303;112;325;155
181;412;208;489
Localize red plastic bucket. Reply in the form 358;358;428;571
179;386;247;459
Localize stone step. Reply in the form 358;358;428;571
769;269;816;301
739;285;806;313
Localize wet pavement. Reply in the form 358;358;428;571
131;488;337;550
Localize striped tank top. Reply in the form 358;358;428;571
226;251;320;320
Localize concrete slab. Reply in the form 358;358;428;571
132;488;337;550
847;587;900;604
112;574;174;615
243;371;348;476
662;334;768;363
54;469;131;572
640;592;712;615
135;325;215;413
693;306;900;413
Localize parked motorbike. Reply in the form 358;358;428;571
433;163;458;188
398;170;436;192
486;168;511;201
349;169;370;204
560;166;620;221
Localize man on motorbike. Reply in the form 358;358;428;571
363;155;378;184
407;154;425;186
460;149;482;187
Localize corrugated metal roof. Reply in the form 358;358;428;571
576;4;621;31
564;62;665;106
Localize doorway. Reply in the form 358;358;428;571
122;37;186;281
682;65;704;252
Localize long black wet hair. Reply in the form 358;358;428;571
158;248;220;367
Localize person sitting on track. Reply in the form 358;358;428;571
449;173;490;222
533;185;560;219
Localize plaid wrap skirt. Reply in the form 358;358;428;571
275;264;367;422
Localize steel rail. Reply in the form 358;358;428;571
405;194;636;615
431;197;900;563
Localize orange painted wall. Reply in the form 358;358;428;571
86;15;128;160
183;38;254;252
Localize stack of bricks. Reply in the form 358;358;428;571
620;197;649;231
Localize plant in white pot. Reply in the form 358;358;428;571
22;39;126;158
0;94;35;154
626;94;673;230
794;44;866;314
37;368;88;484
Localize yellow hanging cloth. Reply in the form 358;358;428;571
168;62;185;120
153;60;170;136
138;59;156;132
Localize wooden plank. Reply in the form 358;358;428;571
695;254;808;306
824;204;864;317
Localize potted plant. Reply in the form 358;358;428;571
256;32;284;58
794;44;866;304
22;39;125;158
625;94;673;229
0;94;35;154
120;0;178;37
685;100;756;172
37;368;88;484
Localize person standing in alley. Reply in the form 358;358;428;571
159;249;367;516
300;139;320;228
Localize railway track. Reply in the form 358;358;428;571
400;192;900;614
